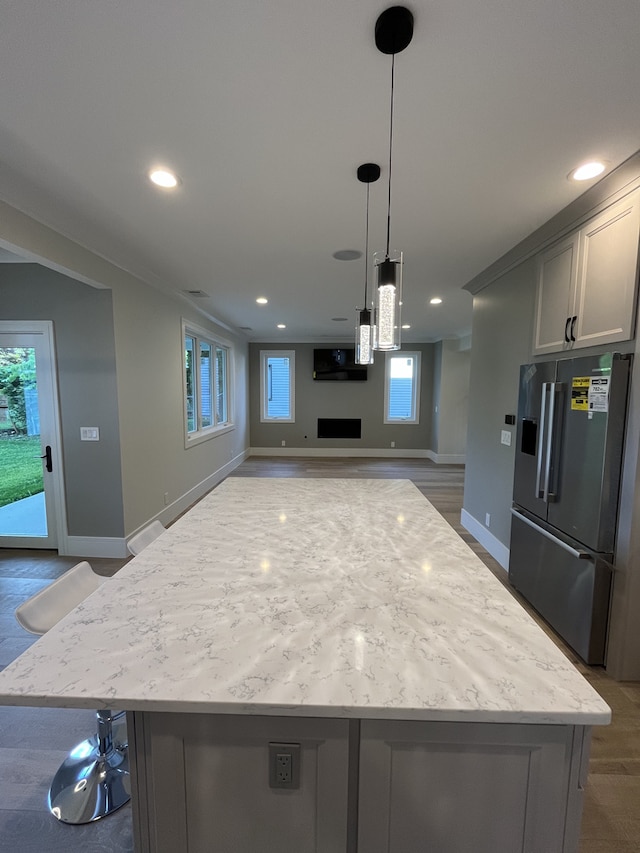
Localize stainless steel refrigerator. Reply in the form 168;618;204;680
509;351;632;665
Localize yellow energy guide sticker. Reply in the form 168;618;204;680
571;377;590;411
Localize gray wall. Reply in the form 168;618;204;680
464;258;536;546
430;342;442;453
249;343;435;451
110;280;249;534
1;264;124;537
437;339;471;457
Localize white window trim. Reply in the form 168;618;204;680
182;319;235;448
260;350;295;423
384;351;421;424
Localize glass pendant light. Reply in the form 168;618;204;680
355;163;380;365
373;6;413;352
373;249;403;350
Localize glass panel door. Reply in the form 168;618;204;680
0;345;47;537
0;323;63;548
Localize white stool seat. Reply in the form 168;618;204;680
127;519;166;555
15;561;130;824
15;560;107;635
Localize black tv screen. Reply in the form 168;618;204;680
313;348;367;381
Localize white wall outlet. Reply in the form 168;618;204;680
80;427;100;441
485;513;491;527
164;492;169;506
391;441;395;448
500;430;512;447
281;440;286;447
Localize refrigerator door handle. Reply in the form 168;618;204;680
535;383;549;499
542;381;557;501
510;509;591;559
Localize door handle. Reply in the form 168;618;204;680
570;315;577;342
564;317;571;343
535;383;549;499
542;382;556;502
510;509;591;559
39;445;53;473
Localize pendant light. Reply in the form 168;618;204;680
355;162;381;365
373;6;413;351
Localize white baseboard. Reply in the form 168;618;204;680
250;447;465;463
460;508;510;570
63;449;250;559
426;451;466;464
64;536;129;558
154;448;250;530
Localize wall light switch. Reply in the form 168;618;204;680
80;427;100;441
500;430;511;447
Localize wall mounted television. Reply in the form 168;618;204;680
313;348;367;381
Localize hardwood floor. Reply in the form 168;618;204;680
0;456;637;851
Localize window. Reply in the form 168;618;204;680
384;352;421;423
183;322;232;444
260;351;295;422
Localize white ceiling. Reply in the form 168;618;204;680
2;0;640;343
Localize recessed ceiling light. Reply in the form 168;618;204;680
570;161;606;182
148;168;179;188
256;297;268;305
277;324;286;329
402;324;411;329
333;249;362;261
430;297;442;305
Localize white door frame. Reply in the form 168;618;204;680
0;320;68;551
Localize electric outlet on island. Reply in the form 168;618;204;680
276;753;292;784
281;440;286;447
485;513;491;528
268;742;300;789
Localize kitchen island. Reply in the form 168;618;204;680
0;478;609;852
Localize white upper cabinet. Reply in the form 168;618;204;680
533;191;640;355
533;234;580;354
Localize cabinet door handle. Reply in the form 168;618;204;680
570;315;577;342
564;316;571;343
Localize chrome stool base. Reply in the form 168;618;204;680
48;710;131;824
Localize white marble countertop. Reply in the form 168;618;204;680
0;478;610;724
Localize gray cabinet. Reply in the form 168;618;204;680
129;712;590;853
533;191;640;355
358;720;587;853
129;713;352;853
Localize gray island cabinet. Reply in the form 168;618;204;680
0;479;609;853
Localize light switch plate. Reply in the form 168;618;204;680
500;429;511;446
80;427;100;441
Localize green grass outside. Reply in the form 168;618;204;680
0;435;44;508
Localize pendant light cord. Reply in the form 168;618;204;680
363;182;370;306
386;53;395;259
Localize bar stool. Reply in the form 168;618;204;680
15;560;131;824
127;519;166;555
